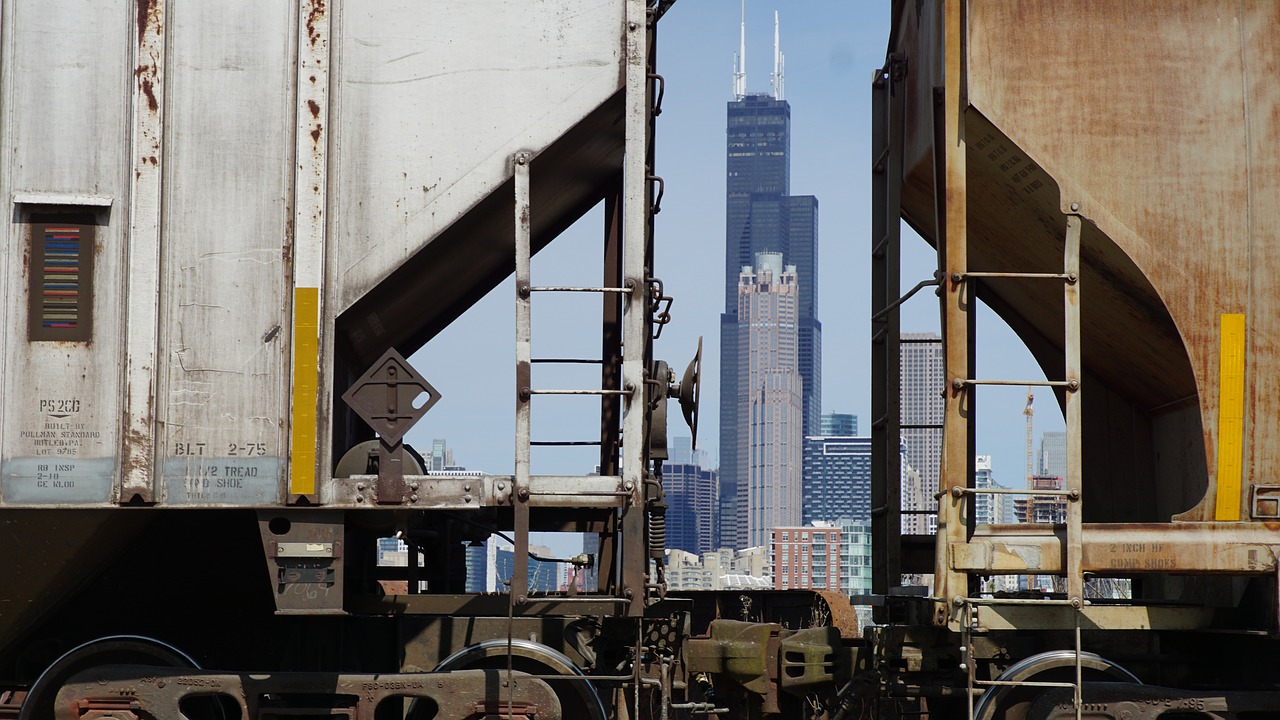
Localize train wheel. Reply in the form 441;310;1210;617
972;650;1139;720
18;634;212;720
409;638;607;720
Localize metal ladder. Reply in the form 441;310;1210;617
940;213;1085;605
507;0;657;619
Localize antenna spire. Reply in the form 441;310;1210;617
733;0;747;99
768;11;778;99
771;11;784;100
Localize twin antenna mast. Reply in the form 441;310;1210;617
732;2;784;101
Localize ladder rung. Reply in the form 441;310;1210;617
531;286;630;294
530;441;603;447
958;379;1074;388
531;358;604;364
974;680;1077;689
529;388;632;396
957;487;1076;497
900;337;942;344
961;271;1075;283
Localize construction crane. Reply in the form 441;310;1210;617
1024;387;1034;482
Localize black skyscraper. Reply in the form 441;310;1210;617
718;93;821;549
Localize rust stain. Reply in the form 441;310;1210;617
309;75;317;84
140;77;158;113
307;99;320;119
306;0;327;47
310;124;322;144
148;156;157;166
135;0;156;45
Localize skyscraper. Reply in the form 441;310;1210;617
661;458;718;555
738;254;804;548
1039;431;1066;480
900;333;944;534
802;434;870;525
719;17;820;548
820;413;858;436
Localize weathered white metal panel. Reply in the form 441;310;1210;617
0;0;631;508
0;0;131;505
155;0;293;504
328;0;625;311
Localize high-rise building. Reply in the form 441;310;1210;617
802;435;870;525
974;455;1015;526
719;25;820;548
900;333;944;534
974;457;1021;594
661;458;718;556
465;540;565;593
668;435;708;468
737;254;804;548
771;524;841;591
1039;431;1066;479
820;413;857;436
428;438;454;472
1015;475;1068;524
837;520;873;597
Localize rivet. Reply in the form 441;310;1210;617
1070;202;1080;212
410;494;419;502
356;483;365;491
355;496;364;503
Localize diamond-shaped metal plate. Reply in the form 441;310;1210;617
341;349;440;445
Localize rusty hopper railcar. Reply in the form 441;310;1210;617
866;1;1280;718
0;0;848;718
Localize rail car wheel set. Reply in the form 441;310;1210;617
2;1;1279;718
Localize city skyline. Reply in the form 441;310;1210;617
405;4;1066;504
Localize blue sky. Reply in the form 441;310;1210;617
407;1;1064;492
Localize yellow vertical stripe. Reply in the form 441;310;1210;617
1214;313;1246;521
290;288;320;496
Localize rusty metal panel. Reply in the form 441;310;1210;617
954;522;1280;576
155;0;292;504
962;1;1280;522
0;0;131;505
